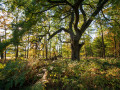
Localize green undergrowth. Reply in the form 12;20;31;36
0;58;120;90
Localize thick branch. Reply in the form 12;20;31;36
59;39;71;43
37;35;46;42
47;0;74;8
97;0;103;6
74;0;84;7
59;12;72;22
80;0;108;34
80;3;87;22
79;42;85;49
101;10;120;27
82;3;95;9
47;0;66;3
65;0;74;8
48;28;69;40
69;12;74;37
74;0;84;32
29;36;42;43
74;8;79;32
61;41;71;43
33;5;59;14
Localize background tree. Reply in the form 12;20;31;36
0;8;12;61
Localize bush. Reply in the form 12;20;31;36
1;58;120;89
0;60;29;90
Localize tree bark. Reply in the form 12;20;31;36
4;29;6;61
15;45;18;59
49;40;51;58
47;0;108;61
119;42;120;57
27;34;30;59
71;39;84;61
25;46;26;58
1;52;4;60
114;34;117;58
0;38;4;60
101;30;105;58
45;35;48;60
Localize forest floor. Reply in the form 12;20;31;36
0;58;120;90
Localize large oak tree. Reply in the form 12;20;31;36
46;0;109;60
0;0;112;60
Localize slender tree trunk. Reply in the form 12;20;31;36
27;34;29;59
114;34;117;58
35;43;38;58
43;37;45;58
15;12;19;60
25;46;26;58
43;49;44;58
60;40;63;60
101;30;105;58
119;42;120;57
15;45;18;59
4;29;6;61
67;43;69;58
0;53;3;60
27;49;29;58
45;35;48;60
27;48;29;58
49;40;51;58
0;38;4;60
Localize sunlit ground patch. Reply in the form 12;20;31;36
0;63;6;69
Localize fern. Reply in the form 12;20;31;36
0;59;30;90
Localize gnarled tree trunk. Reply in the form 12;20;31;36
71;39;84;61
47;0;109;61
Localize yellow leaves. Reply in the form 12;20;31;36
0;25;4;28
65;5;71;12
26;17;30;21
50;72;57;77
19;70;21;72
0;63;6;69
90;68;99;72
103;7;112;13
0;16;3;19
62;5;71;13
54;73;56;77
106;67;120;77
100;71;105;74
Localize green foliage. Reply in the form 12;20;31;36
23;82;44;90
45;58;120;89
0;63;5;69
0;39;12;52
92;36;106;57
0;0;120;89
0;60;30;90
1;58;120;89
0;59;49;90
110;0;120;8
